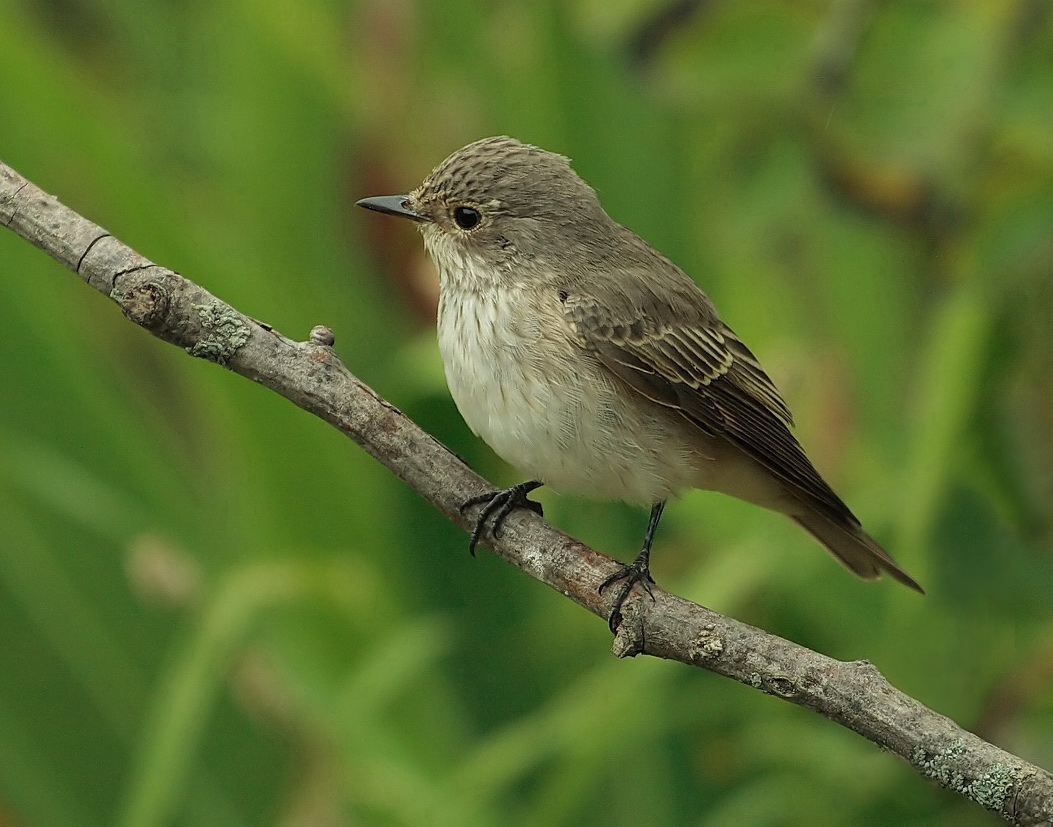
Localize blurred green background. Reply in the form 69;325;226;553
1;0;1051;825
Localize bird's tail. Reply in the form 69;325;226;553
792;509;924;594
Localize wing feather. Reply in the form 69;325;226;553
563;290;857;526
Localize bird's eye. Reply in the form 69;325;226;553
452;206;481;230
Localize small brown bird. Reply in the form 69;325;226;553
358;136;923;630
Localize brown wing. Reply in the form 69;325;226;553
563;290;860;527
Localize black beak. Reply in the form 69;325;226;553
355;194;430;222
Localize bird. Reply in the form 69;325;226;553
357;136;923;631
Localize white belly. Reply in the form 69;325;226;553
436;286;707;504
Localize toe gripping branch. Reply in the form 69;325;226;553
598;552;655;634
598;500;666;633
460;480;544;556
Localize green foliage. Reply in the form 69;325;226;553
1;0;1051;824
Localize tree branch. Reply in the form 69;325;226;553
2;159;1051;825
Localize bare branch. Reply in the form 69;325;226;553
2;159;1051;824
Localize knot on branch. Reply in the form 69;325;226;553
111;269;250;365
118;280;169;329
309;325;335;346
749;672;801;699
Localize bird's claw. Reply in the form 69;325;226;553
460;480;543;556
598;556;656;633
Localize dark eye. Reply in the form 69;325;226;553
453;206;481;230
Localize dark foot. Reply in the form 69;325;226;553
598;553;656;634
460;480;543;556
598;501;666;633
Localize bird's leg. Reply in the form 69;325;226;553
599;500;666;633
460;480;544;556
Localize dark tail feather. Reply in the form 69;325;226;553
792;510;925;594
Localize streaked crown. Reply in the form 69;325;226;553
410;136;604;225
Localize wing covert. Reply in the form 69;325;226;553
563;292;856;524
